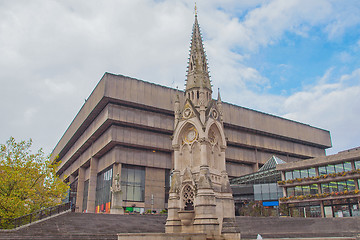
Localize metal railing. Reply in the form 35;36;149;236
0;202;72;229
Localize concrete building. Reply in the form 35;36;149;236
277;147;360;218
51;15;332;214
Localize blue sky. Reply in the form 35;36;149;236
0;0;359;155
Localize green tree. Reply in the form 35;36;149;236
0;137;68;220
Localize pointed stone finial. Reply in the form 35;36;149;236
195;2;197;16
217;88;221;102
185;9;212;108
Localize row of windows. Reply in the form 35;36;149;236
286;179;358;197
321;180;355;193
285;160;359;180
287;184;318;197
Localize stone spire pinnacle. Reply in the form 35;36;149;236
185;12;212;106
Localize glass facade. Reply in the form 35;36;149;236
121;165;145;202
323;198;360;217
95;166;113;213
287;184;318;197
254;183;282;201
282;158;360;218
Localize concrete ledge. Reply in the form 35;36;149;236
118;233;207;240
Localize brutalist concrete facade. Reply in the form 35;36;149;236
51;72;332;213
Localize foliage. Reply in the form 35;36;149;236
238;201;278;217
0;137;68;220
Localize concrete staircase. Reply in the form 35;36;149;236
236;216;360;239
1;213;360;239
0;212;167;240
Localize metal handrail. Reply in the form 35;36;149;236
0;202;72;229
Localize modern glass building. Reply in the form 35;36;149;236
230;156;285;216
277;147;360;218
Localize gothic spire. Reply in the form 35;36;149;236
185;13;212;96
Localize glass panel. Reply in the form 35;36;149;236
95;166;113;213
269;183;278;200
355;160;360;169
285;171;293;180
287;187;295;197
337;181;346;192
254;184;262;201
126;185;134;201
347;179;355;191
318;166;327;175
293;170;301;179
133;186;141;201
324;206;333;218
295;186;303;196
300;169;309;178
334;163;344;173
351;204;360;216
321;183;330;193
343;162;352;172
310;184;318;195
121;165;145;202
261;184;270;201
308;168;316;177
326;165;335;174
329;182;338;193
302;185;310;195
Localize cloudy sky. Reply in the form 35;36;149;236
1;0;359;156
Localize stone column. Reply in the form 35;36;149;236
165;170;181;233
193;166;219;236
87;157;98;213
75;167;85;212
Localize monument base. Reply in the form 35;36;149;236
117;232;240;240
110;207;124;214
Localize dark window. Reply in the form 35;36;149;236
310;184;318;195
343;162;352;172
355;160;360;169
300;169;309;178
318;166;327;175
121;165;145;202
334;163;344;173
95;166;113;213
326;165;335;174
321;183;330;193
285;171;293;180
293;170;301;179
308;168;316;177
347;179;356;191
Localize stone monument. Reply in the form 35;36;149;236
110;173;124;214
165;11;238;239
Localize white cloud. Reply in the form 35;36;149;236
282;68;360;154
0;0;359;156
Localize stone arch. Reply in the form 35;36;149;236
206;122;226;147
